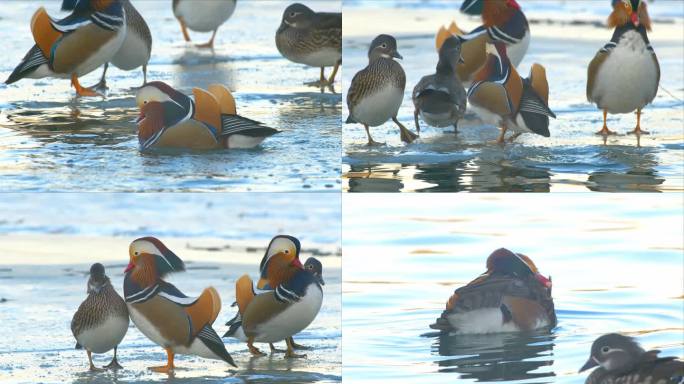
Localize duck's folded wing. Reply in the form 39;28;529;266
241;291;289;334
220;115;279;137
587;50;609;102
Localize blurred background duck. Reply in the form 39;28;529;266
92;0;152;89
587;0;659;137
5;0;127;97
580;333;684;384
224;235;323;359
173;0;236;49
123;237;236;372
135;81;279;151
467;42;555;144
436;0;530;87
412;36;467;135
276;3;342;92
71;263;128;371
430;248;556;334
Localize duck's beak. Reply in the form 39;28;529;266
392;51;403;60
124;262;135;273
291;258;303;269
579;356;599;372
631;11;639;27
535;273;552;289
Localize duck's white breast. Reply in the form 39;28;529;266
592;30;659;114
176;0;235;32
352;85;404;127
76;316;129;354
254;285;323;343
111;29;150;71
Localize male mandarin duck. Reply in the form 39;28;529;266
123;237;236;372
430;248;556;334
135;82;279;151
412;36;467;135
346;34;418;145
580;333;684;384
587;0;660;136
276;3;342;91
250;236;325;353
93;0;152;89
5;0;127;97
467;42;556;144
173;0;236;48
71;263;129;371
435;0;530;87
224;235;323;358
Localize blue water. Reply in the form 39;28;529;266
342;1;684;192
342;194;684;383
0;0;342;192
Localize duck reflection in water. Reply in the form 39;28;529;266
433;331;556;381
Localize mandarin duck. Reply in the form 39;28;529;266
580;333;684;384
430;248;556;334
135;82;279;151
71;263;129;371
250;237;325;353
467;42;556;144
93;0;152;89
224;235;323;358
276;3;342;91
436;0;530;87
123;237;236;372
346;34;418;145
587;0;660;137
173;0;236;49
5;0;127;97
412;36;467;135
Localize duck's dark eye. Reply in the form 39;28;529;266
134;251;139;255
143;101;148;104
601;346;610;353
380;43;387;48
284;250;290;254
289;12;296;17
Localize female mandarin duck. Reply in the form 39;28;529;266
587;0;660;136
467;42;556;144
135;82;279;151
94;0;152;89
123;237;236;372
5;0;127;97
71;263;128;371
580;333;684;384
173;0;236;49
435;0;530;87
412;36;467;135
224;235;323;358
249;236;325;353
430;248;556;334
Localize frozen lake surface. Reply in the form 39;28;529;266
342;1;684;192
0;0;342;192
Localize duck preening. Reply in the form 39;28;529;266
431;248;556;334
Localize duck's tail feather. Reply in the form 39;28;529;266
5;45;48;84
197;325;237;367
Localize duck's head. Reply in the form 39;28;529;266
87;263;110;294
304;257;325;286
580;333;645;374
135;82;191;150
368;34;402;62
125;237;185;286
486;248;552;289
279;3;315;31
438;36;465;70
482;0;521;27
610;0;650;30
257;235;303;289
